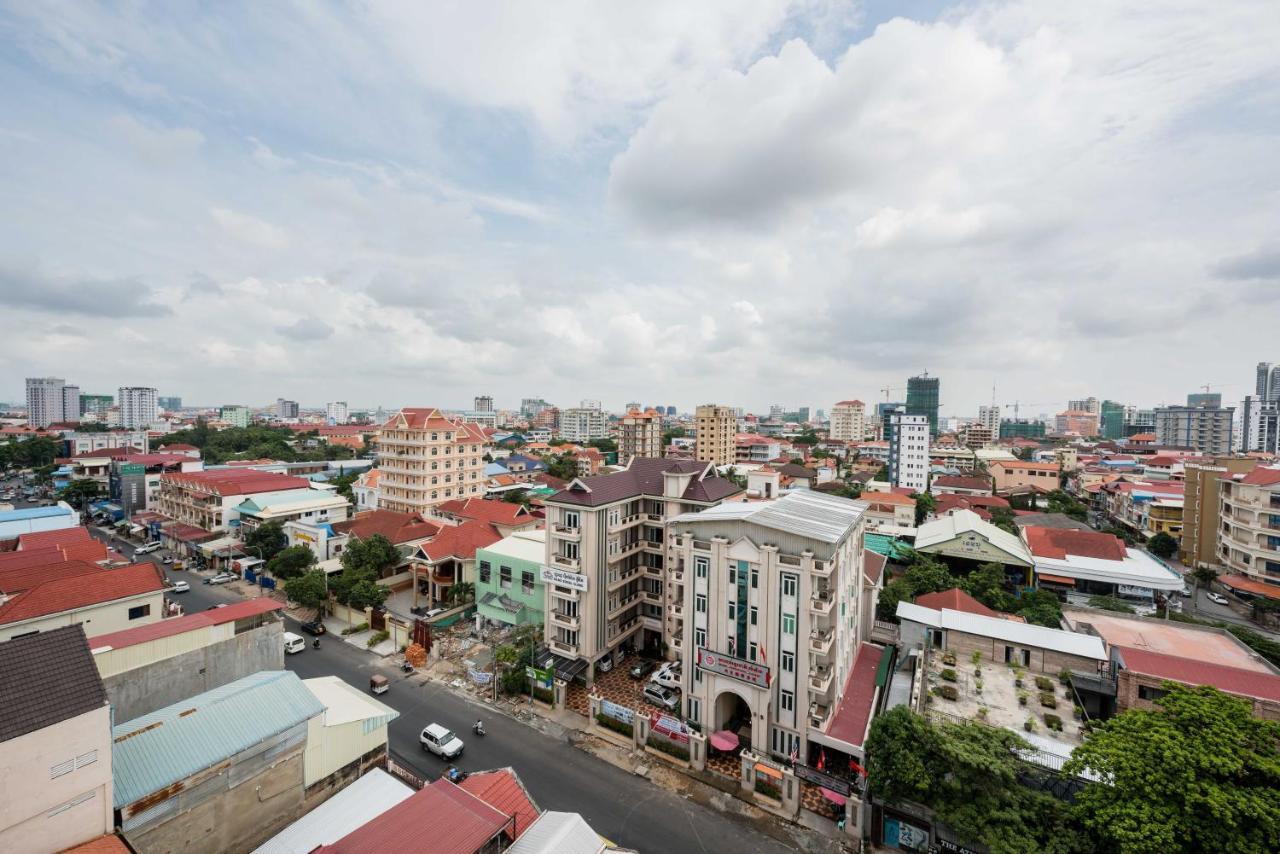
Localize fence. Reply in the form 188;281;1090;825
386;750;427;790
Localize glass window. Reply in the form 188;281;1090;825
748;642;757;661
750;606;758;626
563;542;579;560
128;604;150;620
728;566;736;585
782;613;795;635
696;594;707;613
500;566;512;589
781;651;794;672
695;556;708;578
479;561;491;584
727;602;736;620
522;571;535;594
751;568;759;589
781;574;797;597
780;690;794;712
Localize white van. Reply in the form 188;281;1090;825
283;632;306;655
135;542;163;555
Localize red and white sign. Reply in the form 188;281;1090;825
697;647;771;688
650;711;690;743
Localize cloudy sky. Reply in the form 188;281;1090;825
1;1;1277;418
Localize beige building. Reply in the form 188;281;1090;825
0;626;114;854
1217;466;1280;586
695;404;736;466
376;407;489;514
618;408;663;463
156;468;312;532
0;563;167;642
829;400;867;443
988;459;1061;494
541;458;742;678
1180;457;1258;569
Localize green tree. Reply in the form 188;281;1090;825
1014;589;1064;627
1065;684;1280;854
903;553;955;596
1045;489;1087;521
876;577;914;622
961;562;1013;611
989;506;1018;535
911;491;936;526
283;569;329;619
1146;531;1177;559
1087;595;1135;614
346;578;389;612
339;534;402;577
587;438;616;454
1101;525;1137;546
58;478;102;509
446;581;475;605
243;521;288;562
501;490;531;508
661;427;686;446
328;471;360;503
266;545;317;580
545;451;579;481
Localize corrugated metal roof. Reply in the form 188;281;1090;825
896;602;1107;660
112;670;324;807
914;509;1033;565
253;769;413;854
506;812;604;854
672;491;864;543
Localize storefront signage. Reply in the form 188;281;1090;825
540;565;588;591
794;764;852;795
525;665;554;688
649;711;689;743
882;815;930;851
939;840;980;854
697;647;771;688
119;464;145;476
1116;584;1152;598
600;700;634;725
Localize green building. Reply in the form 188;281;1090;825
1100;400;1126;440
220;405;251;428
79;394;113;419
999;419;1046;439
475;529;546;628
906;374;940;437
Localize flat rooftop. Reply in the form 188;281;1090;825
1063;609;1274;674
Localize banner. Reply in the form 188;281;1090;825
696;647;771;688
525;665;553;688
540;565;588;591
649;711;689;743
600;700;634;725
467;667;493;685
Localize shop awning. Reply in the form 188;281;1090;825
709;730;739;751
1037;573;1077;585
821;788;847;806
199;536;243;555
753;762;782;781
534;648;588;682
1220;574;1280;600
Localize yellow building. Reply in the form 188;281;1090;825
695;404;736;467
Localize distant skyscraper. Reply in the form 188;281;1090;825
1100;400;1126;440
888;410;930;492
326;401;349;424
474;395;494;413
1155;402;1234;454
117;386;158;429
977;405;1001;434
1186;392;1222;409
80;394;114;420
520;398;550;418
665;406;676;417
769;404;783;420
25;377;69;428
60;384;80;425
276;398;300;419
906;374;940;437
830;400;867;442
158;396;182;412
1256;362;1280;401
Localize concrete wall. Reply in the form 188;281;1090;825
0;591;165;642
0;705;113;854
102;622;284;720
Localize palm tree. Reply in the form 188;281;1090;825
447;581;475;605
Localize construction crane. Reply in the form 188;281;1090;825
1003;401;1057;421
880;385;906;403
1197;382;1233;393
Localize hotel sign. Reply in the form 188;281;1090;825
540;565;588;591
697;647;771;688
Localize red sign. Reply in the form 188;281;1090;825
650;711;690;743
697;647;771;688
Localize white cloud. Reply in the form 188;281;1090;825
210;208;290;250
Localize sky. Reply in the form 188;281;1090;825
0;1;1278;418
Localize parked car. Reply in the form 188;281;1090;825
283;632;306;654
162;555;174;565
1207;592;1230;606
643;684;679;711
204;572;236;585
650;662;682;691
597;655;614;673
420;723;464;759
422;607;447;620
169;580;190;593
629;659;657;680
299;620;327;635
135;542;163;555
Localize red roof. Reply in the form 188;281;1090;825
316;778;512;854
0;559;108;595
1117;646;1280;703
1220;574;1280;601
89;598;282;650
167;524;216;543
158;443;199;451
458;769;540;840
862;550;886;586
826;643;884;748
419;520;503;563
914;588;1000;618
0;563;165;626
61;834;130;854
1023;526;1126;561
931;475;993;492
382;408;488;445
160;468;311;496
435;498;531;527
1239;467;1280;486
834;400;864;406
17;527;92;550
332;510;441;545
70;447;142;460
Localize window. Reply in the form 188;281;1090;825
780;690;794;712
564;510;579;528
751;568;759;589
781;574;797;597
727;602;736;620
695;556;708;578
522;571;535;594
727;637;735;656
1138;684;1168;702
562;541;579;560
687;697;701;723
748;642;757;661
499;566;512;589
128;604;150;620
696;594;707;613
782;614;796;635
479;561;491;584
728;566;736;584
695;628;706;648
750;606;758;626
781;651;794;673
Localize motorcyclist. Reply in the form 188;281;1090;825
473;719;485;734
312;638;320;650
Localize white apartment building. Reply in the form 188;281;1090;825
669;491;878;765
829;400;867;443
65;430;150;455
978;405;1001;435
1154;405;1234;455
1218;466;1280;588
888;411;930;492
695;404;736;466
541;459;742;678
618;408;663;463
26;376;75;428
326;401;349;424
117;387;158;429
376;407;489;514
559;407;607;443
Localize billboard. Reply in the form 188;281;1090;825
696;647;771;688
540;565;588;591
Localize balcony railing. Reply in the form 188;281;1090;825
809;702;830;729
809;628;833;655
552;554;578;568
810;560;833;578
550;611;579;629
809;666;833;694
548;639;577;656
809;590;834;615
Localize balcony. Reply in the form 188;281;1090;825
809;665;833;694
671;601;684;619
640;589;663;606
607;593;641;618
549;639;578;657
670;632;684;652
550;611;579;630
809;559;833;579
808;702;830;729
608;514;642;533
670;567;684;584
809;628;834;656
551;554;579;569
553;524;581;540
809;590;834;616
606;617;641;643
606;567;641;591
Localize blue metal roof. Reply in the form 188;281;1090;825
111;670;324;808
0;505;75;522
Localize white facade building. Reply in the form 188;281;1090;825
326;401;349;424
888;411;930;492
559;407;607;442
978;405;1001;435
829;400;866;442
25;377;72;428
117;386;158;429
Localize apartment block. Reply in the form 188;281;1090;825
1217;466;1280;589
888;411;929;492
829;400;867;442
376;407;488;514
1155;404;1234;454
276;398;300;419
326;401;349;424
618;408;663;463
559;407;607;443
26;376;75;428
220;405;251;428
158;396;182;411
695;404;736;466
79;394;114;421
156;469;312;533
117;387;158;429
541;459;742;679
1181;457;1257;569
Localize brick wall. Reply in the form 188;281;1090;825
1117;671;1280;721
943;629;1099;676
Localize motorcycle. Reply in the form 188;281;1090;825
401;660;414;674
312;638;321;650
472;720;486;737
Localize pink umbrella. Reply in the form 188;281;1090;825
821;788;847;806
708;730;740;751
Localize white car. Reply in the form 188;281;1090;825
169;581;190;593
135;542;163;555
205;572;236;585
420;723;464;760
643;684;679;711
650;663;682;691
1207;592;1230;606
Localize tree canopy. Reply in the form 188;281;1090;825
243;521;288;562
1065;684;1280;854
911;491;936;526
283;570;328;618
331;534;399;607
157;421;355;464
544;451;579;481
58;478;101;509
989;506;1019;535
265;544;316;580
0;436;61;470
1045;490;1087;521
1147;531;1177;559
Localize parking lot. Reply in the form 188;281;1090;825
566;655;679;719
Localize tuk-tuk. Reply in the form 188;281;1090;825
370;675;389;695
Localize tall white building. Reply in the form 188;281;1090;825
276;398;300;419
474;395;494;413
888;410;930;492
977;405;1001;435
25;377;72;428
559;407;607;442
326;401;349;424
117;387;158;429
829;400;866;442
